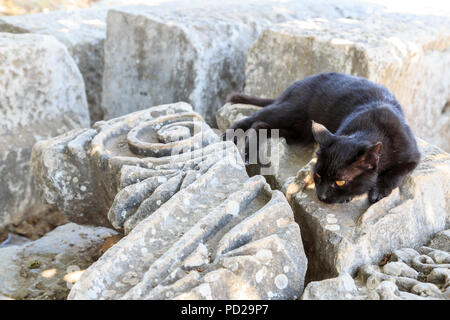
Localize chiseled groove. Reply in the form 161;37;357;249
119;165;179;189
123;172;185;233
108;174;177;229
68;155;247;300
121;175;267;299
215;191;291;257
145;270;202;300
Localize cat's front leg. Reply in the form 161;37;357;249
221;117;255;143
368;162;419;203
368;183;393;203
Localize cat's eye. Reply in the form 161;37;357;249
335;180;346;187
315;173;321;179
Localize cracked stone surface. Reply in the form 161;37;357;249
31;102;228;229
302;229;450;300
0;223;117;300
285;138;450;280
244;15;450;151
0;33;89;229
0;8;108;124
68;169;307;300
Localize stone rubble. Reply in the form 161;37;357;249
302;229;450;300
101;0;386;126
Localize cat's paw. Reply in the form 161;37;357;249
339;197;353;204
368;185;392;203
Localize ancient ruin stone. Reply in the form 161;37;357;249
286;139;450;280
68;166;307;300
301;273;358;300
0;8;107;123
302;229;450;300
31;102;230;229
244;16;450;151
0;223;117;300
0;33;89;229
33;101;308;299
101;1;382;126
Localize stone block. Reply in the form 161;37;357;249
0;33;89;229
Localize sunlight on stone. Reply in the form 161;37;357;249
64;270;85;284
41;268;57;278
330;38;355;46
285;182;300;202
80;19;106;27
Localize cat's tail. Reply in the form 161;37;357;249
226;92;275;107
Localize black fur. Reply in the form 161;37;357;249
223;72;421;204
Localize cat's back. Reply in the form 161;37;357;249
309;72;397;104
279;72;400;113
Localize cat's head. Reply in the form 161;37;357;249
311;121;382;204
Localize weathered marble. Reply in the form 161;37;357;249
245;16;450;151
0;33;89;229
31;102;229;229
0;223;117;300
0;8;107;124
302;229;450;300
286;139;450;280
68;168;307;300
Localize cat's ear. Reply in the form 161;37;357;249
354;142;382;170
311;121;334;146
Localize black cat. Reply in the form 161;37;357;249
223;72;421;204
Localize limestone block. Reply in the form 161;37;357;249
286;138;450;280
0;8;108;123
0;33;89;229
68;171;307;300
0;223;117;300
31;102;226;228
245;16;450;151
101;1;382;126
